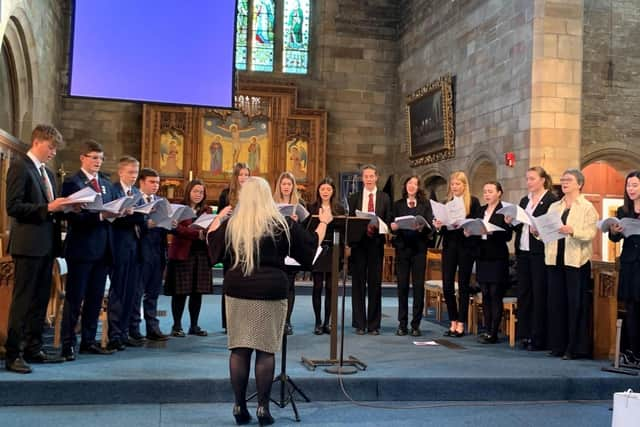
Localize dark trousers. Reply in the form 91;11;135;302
108;248;141;343
624;301;640;355
441;244;474;323
516;252;548;347
312;272;332;326
480;281;504;337
350;238;383;331
395;247;426;330
130;258;164;336
285;271;296;325
61;259;109;349
5;255;54;360
547;262;591;356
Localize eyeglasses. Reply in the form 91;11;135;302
82;154;104;161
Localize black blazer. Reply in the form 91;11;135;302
6;153;61;257
513;190;558;255
62;170;115;262
390;198;434;252
609;206;640;263
439;196;482;251
348;189;392;246
110;182;146;254
474;202;513;261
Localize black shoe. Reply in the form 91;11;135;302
188;326;208;336
80;343;116;355
519;338;531;350
547;350;563;357
443;330;454;337
562;352;573;360
368;329;380;336
5;357;32;374
313;325;323;335
479;335;498;344
126;336;146;347
410;328;422;337
452;331;464;338
355;328;366;335
256;406;274;426
24;350;65;364
107;340;126;351
171;327;186;337
61;346;76;361
146;331;169;341
284;323;293;336
396;327;408;336
322;324;331;334
232;404;252;425
129;331;145;341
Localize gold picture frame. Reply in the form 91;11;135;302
406;74;455;167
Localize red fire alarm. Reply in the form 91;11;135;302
505;152;515;167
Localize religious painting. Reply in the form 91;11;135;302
285;136;308;183
251;0;275;72
158;129;184;177
406;74;455;167
201;113;269;178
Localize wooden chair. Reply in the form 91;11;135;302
382;239;396;282
98;276;110;348
49;258;67;349
502;297;518;348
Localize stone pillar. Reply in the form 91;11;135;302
530;0;584;179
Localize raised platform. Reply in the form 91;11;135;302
1;293;639;406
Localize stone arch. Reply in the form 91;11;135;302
466;152;497;200
2;8;38;141
420;165;449;202
581;148;640;176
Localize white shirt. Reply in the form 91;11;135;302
519;190;548;251
120;182;133;196
361;187;377;213
81;168;98;182
482;208;493;241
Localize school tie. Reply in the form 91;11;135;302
145;195;151;204
126;189;132;197
367;193;374;213
90;178;101;193
39;165;54;202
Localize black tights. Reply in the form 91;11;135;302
171;294;202;330
480;281;504;338
625;301;640;355
230;347;275;409
312;272;331;326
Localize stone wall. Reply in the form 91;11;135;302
395;0;535;201
581;0;640;169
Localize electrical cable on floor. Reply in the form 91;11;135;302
335;372;610;410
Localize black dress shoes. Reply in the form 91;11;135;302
410;328;422;337
80;343;116;355
313;325;323;335
232;404;252;425
24;350;65;364
443;330;454;337
188;326;208;336
126;335;146;347
322;324;331;334
479;335;498;344
5;357;32;374
256;406;274;426
61;346;76;361
396;327;408;336
107;340;126;351
368;329;380;336
355;328;366;335
146;331;169;342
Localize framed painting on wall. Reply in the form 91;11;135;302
406;74;455;167
158;129;185;177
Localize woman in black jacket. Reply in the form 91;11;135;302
433;171;482;337
505;166;557;351
389;175;434;336
608;170;640;364
469;181;513;344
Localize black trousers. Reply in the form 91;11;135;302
5;255;54;360
441;244;474;323
480;281;504;337
312;272;332;326
395;247;426;330
624;300;640;355
547;262;591;356
516;252;548;347
108;247;141;343
61;258;109;349
130;257;164;335
350;237;384;331
285;271;296;324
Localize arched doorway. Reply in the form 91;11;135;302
468;159;497;200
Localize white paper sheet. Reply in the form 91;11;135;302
458;218;505;236
496;202;532;226
531;210;565;244
430;196;466;229
394;215;430;230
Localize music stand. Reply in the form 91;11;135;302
301;215;369;374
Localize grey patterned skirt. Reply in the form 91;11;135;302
225;296;287;354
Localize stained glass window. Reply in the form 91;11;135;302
235;0;249;70
234;1;310;74
283;0;309;74
251;0;275;72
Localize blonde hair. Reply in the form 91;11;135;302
447;171;472;215
226;177;290;276
273;171;301;205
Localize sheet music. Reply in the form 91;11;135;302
284;246;324;267
394;215;430;230
496;202;532;226
62;186;99;212
149;201;195;230
133;197;164;214
531;210;565;244
430;196;466;229
355;209;388;234
190;213;216;229
277;203;310;222
458;218;505;236
101;195;138;215
598;217;640;238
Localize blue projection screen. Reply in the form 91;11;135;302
69;0;236;108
